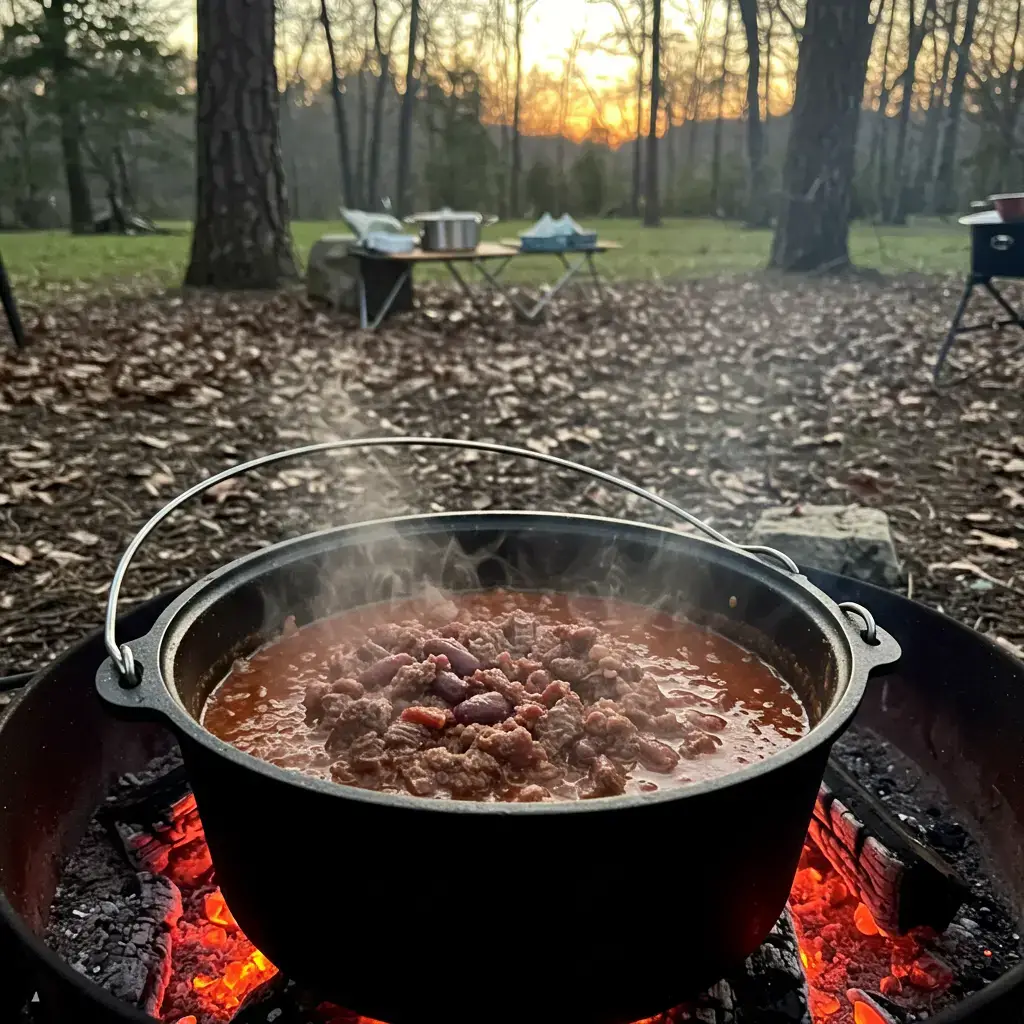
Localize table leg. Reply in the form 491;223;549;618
524;253;589;319
360;266;412;331
470;260;533;319
585;253;606;301
934;277;975;384
444;261;481;307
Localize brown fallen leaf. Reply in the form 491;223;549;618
0;545;33;567
1002;458;1024;474
995;636;1024;660
969;529;1020;551
964;512;994;523
45;549;88;566
69;529;100;546
1001;487;1024;510
135;434;171;450
205;477;241;503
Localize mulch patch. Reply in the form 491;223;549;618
2;273;1024;678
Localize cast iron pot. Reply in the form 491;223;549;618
95;438;900;1024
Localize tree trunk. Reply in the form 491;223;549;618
114;141;133;209
367;64;389;209
738;0;766;225
868;0;896;218
644;0;662;226
934;0;980;214
185;0;298;289
356;55;369;206
887;0;934;223
914;0;958;207
395;0;420;216
44;0;92;233
711;4;733;216
510;0;524;218
320;0;355;208
769;0;876;272
631;2;646;219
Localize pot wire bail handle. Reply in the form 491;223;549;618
103;436;801;686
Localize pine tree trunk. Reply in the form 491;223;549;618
395;0;420;216
887;0;934;224
510;0;524;218
356;58;369;206
869;0;896;218
367;64;389;209
915;0;958;208
320;0;355;208
644;0;662;226
934;0;980;214
185;0;298;289
738;0;766;225
769;0;876;272
711;6;732;216
44;0;92;233
631;4;646;219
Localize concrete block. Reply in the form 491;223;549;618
748;505;902;587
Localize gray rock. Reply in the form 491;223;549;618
748;505;902;587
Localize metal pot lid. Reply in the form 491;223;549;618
407;208;483;223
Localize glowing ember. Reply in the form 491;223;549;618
852;1003;887;1024
853;903;881;937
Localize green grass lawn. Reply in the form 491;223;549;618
0;217;971;298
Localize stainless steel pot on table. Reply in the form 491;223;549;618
404;208;499;251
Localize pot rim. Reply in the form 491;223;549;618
96;511;900;817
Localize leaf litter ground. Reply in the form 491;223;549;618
2;273;1024;680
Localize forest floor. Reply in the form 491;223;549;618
2;273;1024;677
0;217;973;298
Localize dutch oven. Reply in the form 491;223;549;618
404;208;498;251
95;437;900;1024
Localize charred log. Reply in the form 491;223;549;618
808;761;967;935
672;910;811;1023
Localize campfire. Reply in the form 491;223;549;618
65;746;979;1024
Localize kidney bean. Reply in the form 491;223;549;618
422;637;482;676
453;691;512;725
357;653;414;690
432;670;471;705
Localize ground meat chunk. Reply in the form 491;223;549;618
473;725;544;769
389;659;440;703
331;677;365;699
384;719;433;750
357;640;390;662
326;697;394;750
579;755;627;799
346;735;387;782
534;694;585;757
548;657;588;684
398;747;503;799
471;667;536;709
303;681;331;717
515;784;549;803
638;736;681;773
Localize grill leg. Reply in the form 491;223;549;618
983;280;1024;332
934;277;975;384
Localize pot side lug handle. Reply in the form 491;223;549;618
95;643;173;722
838;602;902;675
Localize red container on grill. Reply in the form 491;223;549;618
989;193;1024;221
